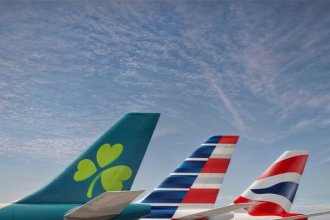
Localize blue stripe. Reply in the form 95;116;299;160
159;175;197;189
174;160;206;173
190;145;216;158
205;135;221;144
143;206;178;218
142;190;188;203
251;182;299;203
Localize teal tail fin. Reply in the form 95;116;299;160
17;113;160;204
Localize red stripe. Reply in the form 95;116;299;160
234;196;287;215
201;158;231;173
234;197;307;219
248;202;287;215
258;155;308;179
233;195;251;204
219;136;239;144
182;188;219;203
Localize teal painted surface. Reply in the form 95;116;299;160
17;113;160;204
0;204;76;220
0;203;150;220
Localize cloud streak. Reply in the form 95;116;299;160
0;137;90;163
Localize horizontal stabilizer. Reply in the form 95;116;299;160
65;190;144;219
274;210;330;220
174;203;259;220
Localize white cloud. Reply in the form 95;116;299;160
205;72;247;133
0;137;89;163
1;1;328;144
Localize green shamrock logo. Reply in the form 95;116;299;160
73;143;132;198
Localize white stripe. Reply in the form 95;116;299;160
242;191;292;212
274;151;308;163
191;173;225;188
213;144;235;149
251;173;301;189
211;154;233;159
185;158;208;161
155;188;189;191
195;173;226;178
191;183;222;189
211;146;235;159
200;143;217;146
171;173;199;176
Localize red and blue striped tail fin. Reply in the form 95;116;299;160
140;135;239;219
233;151;309;217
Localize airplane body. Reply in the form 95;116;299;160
0;203;151;220
0;113;160;220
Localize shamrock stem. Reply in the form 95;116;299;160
87;172;102;198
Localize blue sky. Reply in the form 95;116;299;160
0;0;330;217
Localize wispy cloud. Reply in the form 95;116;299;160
1;1;329;144
0;137;90;163
205;72;247;133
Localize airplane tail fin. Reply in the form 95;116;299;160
17;113;160;204
233;151;309;216
140;135;239;219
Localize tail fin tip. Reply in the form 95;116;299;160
205;135;239;144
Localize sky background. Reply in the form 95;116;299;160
0;0;330;218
